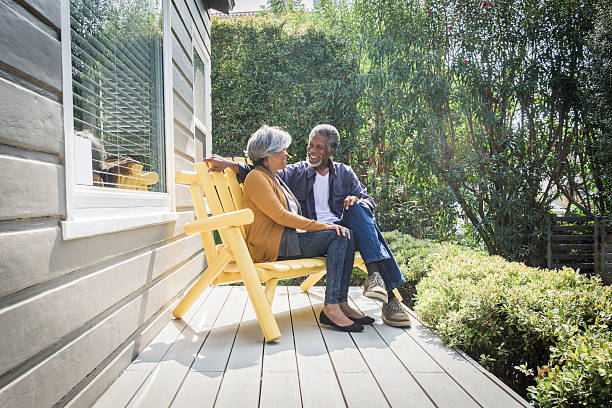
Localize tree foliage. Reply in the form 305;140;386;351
210;1;610;266
579;3;612;214
211;14;360;163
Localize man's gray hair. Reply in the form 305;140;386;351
309;124;339;150
246;125;292;165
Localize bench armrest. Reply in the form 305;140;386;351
183;209;254;235
176;170;198;184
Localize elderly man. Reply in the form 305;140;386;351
205;124;410;327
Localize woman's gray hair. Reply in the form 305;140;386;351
309;124;339;150
246;125;292;165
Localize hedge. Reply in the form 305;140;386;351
380;232;612;407
211;14;360;164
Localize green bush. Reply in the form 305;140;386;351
527;328;612;407
381;231;477;306
409;234;612;406
211;14;360;164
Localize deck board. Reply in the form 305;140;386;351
95;286;532;408
214;289;264;408
344;296;436;407
128;287;231;408
289;287;346;408
347;288;479;406
403;309;526;408
259;287;302;408
308;288;389;408
94;286;216;408
171;287;248;407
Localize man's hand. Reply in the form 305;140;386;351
343;195;363;210
202;154;239;172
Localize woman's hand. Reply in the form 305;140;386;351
326;224;350;239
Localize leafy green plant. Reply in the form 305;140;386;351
411;234;612;405
527;328;612;407
211;14;360;165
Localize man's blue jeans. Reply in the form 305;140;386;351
338;203;406;291
277;230;355;304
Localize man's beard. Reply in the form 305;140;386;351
306;154;322;167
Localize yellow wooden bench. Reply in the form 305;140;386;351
173;160;401;342
117;163;159;191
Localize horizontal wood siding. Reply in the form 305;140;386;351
172;35;194;85
0;77;63;153
18;0;62;29
63;298;179;408
174;122;196;158
0;2;62;91
174;158;196;207
173;91;194;131
0;154;64;220
171;2;193;57
0;1;212;407
0;211;196;298
0;234;205;376
0;254;204;408
174;65;195;110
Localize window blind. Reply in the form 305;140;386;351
70;0;165;192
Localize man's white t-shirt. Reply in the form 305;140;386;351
313;172;340;223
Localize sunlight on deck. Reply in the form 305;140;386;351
94;286;531;408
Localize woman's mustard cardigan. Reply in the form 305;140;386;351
243;166;327;262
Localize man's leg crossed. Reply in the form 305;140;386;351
339;203;411;327
339;203;406;291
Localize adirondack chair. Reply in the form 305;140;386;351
173;160;401;342
117;163;159;191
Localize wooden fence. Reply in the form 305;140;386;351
548;215;612;283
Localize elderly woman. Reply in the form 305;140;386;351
243;125;373;332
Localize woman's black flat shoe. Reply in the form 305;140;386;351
319;311;364;332
348;315;375;325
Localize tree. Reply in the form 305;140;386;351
578;4;612;215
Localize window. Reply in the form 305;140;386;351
70;0;165;191
61;0;175;239
193;40;211;160
193;52;207;130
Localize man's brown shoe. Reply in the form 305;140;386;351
381;298;411;327
363;272;388;303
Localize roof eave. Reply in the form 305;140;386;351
206;0;235;15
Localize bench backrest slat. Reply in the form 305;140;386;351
195;163;224;217
211;171;236;213
225;168;244;212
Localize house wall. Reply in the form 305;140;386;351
0;1;212;407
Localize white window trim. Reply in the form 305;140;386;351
60;0;176;240
192;30;212;158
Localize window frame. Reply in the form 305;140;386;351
192;30;212;159
60;0;176;240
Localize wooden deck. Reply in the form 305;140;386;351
94;286;532;408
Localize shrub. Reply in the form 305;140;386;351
411;234;612;406
527;328;612;407
382;231;476;306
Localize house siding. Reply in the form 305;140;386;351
0;1;212;407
